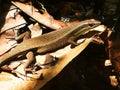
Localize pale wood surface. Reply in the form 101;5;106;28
0;38;92;90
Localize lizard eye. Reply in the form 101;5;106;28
89;24;95;27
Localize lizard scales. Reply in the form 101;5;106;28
0;19;100;66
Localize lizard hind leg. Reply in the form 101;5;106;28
12;51;36;79
38;54;58;69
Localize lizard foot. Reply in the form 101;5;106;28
12;64;40;80
92;35;104;44
12;64;27;80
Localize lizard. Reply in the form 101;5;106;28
0;19;101;75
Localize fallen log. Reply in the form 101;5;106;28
0;24;106;90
